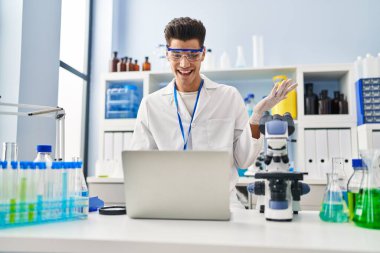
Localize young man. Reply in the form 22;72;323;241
130;17;297;208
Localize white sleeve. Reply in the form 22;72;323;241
231;88;264;168
130;97;158;150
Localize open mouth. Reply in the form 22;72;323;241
177;69;193;77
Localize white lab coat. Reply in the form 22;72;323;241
130;75;263;207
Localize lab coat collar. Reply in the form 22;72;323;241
161;74;219;96
161;74;219;121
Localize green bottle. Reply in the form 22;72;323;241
347;159;364;220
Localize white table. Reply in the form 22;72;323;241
0;210;379;253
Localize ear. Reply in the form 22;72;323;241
201;46;206;62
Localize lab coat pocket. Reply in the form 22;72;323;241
207;119;234;149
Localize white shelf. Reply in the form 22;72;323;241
103;118;136;132
98;63;359;178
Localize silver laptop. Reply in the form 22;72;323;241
122;150;231;220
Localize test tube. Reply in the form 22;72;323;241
9;161;18;224
27;162;37;223
36;162;46;222
18;162;28;223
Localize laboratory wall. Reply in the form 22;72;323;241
87;0;380;175
117;0;380;66
0;0;61;160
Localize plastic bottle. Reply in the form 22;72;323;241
244;97;252;117
235;46;246;68
354;56;363;81
353;150;380;229
142;56;151;71
347;159;364;220
248;93;256;116
375;53;380;77
362;53;377;78
271;75;297;118
109;51;119;72
220;51;231;69
34;145;53;167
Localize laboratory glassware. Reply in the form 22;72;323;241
353;150;380;229
142;56;151;71
347;159;365;220
2;142;17;161
319;173;349;223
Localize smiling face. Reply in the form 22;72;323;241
167;38;205;92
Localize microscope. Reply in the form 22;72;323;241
247;112;310;221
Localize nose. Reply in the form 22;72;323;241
179;55;190;68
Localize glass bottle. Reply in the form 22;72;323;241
109;51;119;72
133;60;140;71
339;94;348;114
120;57;127;72
353;150;380;229
319;173;349;223
347;159;364;220
318;90;330;114
142;56;151;71
305;83;318;115
128;58;134;72
331;91;340;114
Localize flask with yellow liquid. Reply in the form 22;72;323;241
271;75;297;119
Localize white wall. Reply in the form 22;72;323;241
118;0;380;67
0;0;61;160
88;0;118;175
87;0;380;175
0;0;23;146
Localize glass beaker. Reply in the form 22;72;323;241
319;173;349;223
1;142;18;161
332;157;349;204
353;150;380;229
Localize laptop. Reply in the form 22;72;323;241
122;150;231;220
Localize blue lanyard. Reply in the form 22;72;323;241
173;79;204;150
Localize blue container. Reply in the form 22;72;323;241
356;78;380;125
105;83;141;119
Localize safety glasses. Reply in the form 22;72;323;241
166;46;204;62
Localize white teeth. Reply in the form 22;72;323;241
179;70;192;74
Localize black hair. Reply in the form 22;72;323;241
164;17;206;47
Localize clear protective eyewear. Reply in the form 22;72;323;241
166;45;204;62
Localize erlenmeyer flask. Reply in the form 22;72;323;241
353;150;380;229
332;157;349;204
319;173;349;222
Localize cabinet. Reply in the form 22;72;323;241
357;124;380;150
98;64;359;179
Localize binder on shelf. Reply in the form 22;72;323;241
113;132;124;178
104;132;114;160
315;129;329;180
123;131;134;150
373;130;380;149
327;129;340;161
304;130;317;179
339;129;352;177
